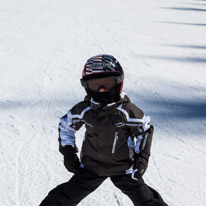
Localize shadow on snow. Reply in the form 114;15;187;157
155;21;206;27
161;7;206;12
161;44;206;50
136;54;206;63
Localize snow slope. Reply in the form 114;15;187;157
0;0;206;205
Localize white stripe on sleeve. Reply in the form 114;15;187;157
59;115;76;147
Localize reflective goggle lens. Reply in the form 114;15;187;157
87;77;116;91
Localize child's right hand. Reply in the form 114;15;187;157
63;145;80;173
64;154;80;173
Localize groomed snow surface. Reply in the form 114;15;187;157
0;0;206;205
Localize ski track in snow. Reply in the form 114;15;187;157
0;0;206;205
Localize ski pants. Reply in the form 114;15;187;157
40;168;168;206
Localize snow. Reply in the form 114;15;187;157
0;0;206;205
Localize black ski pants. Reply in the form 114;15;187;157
40;168;168;206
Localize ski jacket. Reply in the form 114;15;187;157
58;93;154;176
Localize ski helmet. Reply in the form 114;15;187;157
81;54;124;96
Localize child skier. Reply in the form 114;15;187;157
40;54;168;206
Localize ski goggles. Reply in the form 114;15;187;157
81;75;123;92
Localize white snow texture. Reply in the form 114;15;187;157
0;0;206;205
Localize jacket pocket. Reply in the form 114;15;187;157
112;132;119;155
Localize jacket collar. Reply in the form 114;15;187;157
84;92;130;111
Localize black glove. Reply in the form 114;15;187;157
63;146;80;173
132;155;148;180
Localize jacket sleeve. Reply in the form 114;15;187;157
58;110;84;156
134;116;154;162
118;102;154;162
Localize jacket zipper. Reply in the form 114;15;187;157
112;132;119;155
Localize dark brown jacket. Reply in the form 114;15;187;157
59;94;153;176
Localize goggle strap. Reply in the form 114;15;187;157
80;79;88;88
116;74;124;84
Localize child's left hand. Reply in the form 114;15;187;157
131;156;148;180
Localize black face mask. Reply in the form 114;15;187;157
87;87;120;106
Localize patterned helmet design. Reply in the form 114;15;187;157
82;54;124;80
